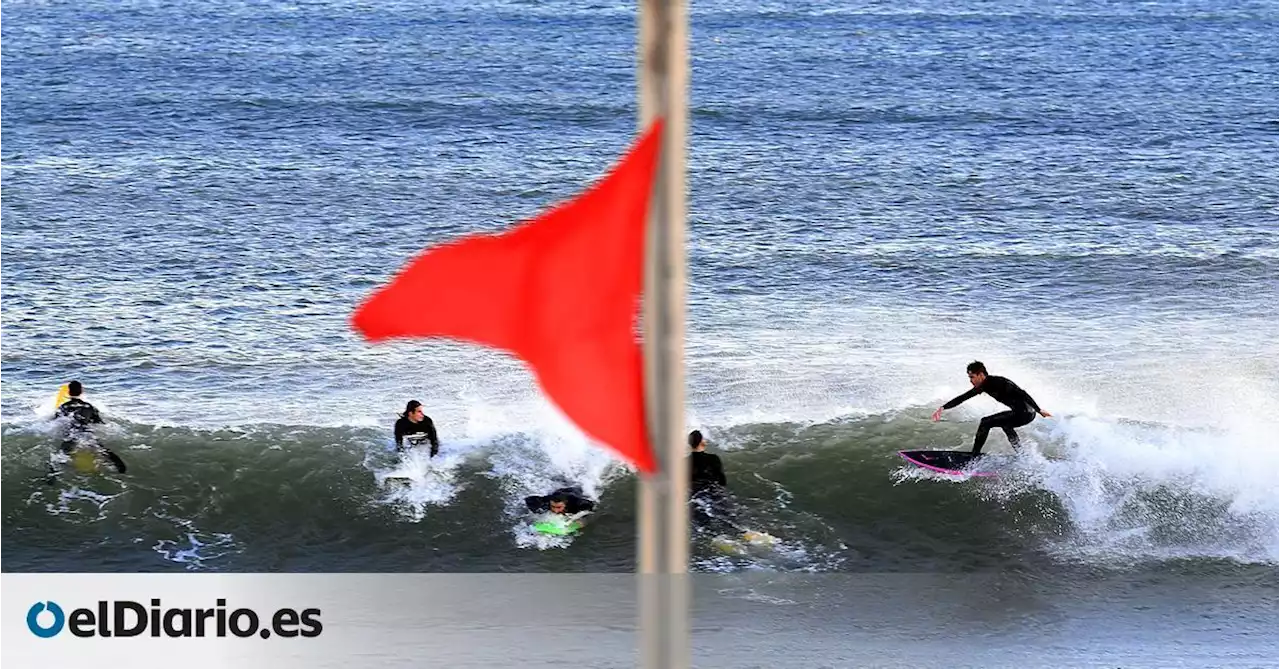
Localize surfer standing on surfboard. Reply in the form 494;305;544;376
393;400;440;456
53;380;127;474
931;362;1052;455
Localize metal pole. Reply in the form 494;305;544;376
637;0;689;667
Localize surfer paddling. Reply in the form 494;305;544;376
525;486;597;515
525;486;597;536
52;380;127;474
393;400;440;456
932;362;1051;455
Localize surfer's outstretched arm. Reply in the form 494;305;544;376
1016;386;1050;417
942;386;982;410
933;386;981;420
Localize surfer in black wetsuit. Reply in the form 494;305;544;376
932;362;1052;455
688;430;726;494
525;486;597;516
393;400;440;456
686;430;738;534
52;381;127;475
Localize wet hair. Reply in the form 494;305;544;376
67;380;83;397
966;361;987;376
402;400;422;418
687;430;703;448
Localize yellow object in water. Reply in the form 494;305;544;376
52;384;71;411
712;530;779;555
742;530;778;546
711;536;747;555
70;449;98;473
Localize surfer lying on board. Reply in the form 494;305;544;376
931;361;1051;455
525;486;597;516
52;381;127;474
394;400;440;456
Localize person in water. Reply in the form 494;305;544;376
687;430;726;494
53;380;127;474
525;486;597;516
686;430;738;534
394;400;440;456
932;361;1052;455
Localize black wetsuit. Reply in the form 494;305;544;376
394;415;439;456
689;450;727;493
943;375;1042;455
688;450;737;533
53;398;127;474
524;486;596;515
57;398;102;430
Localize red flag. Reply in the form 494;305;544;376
351;121;663;474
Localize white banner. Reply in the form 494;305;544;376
3;574;640;668
4;573;1274;668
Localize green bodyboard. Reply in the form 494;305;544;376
532;518;582;535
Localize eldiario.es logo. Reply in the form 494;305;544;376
27;599;322;639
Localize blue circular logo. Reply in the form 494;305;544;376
27;602;65;638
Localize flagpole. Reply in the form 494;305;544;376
637;0;689;668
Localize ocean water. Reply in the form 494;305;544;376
2;0;1277;663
